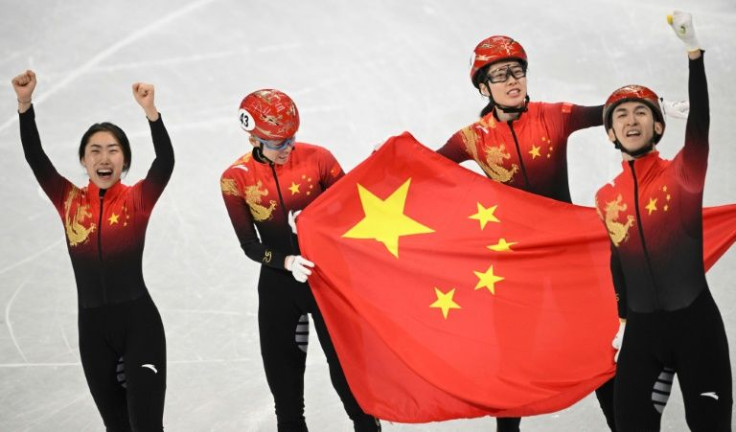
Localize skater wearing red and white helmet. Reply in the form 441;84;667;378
595;11;732;430
220;89;381;432
438;34;621;432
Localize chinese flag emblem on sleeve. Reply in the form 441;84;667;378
297;132;736;422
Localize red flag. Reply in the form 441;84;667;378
297;132;736;422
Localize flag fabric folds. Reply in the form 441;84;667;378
296;132;736;422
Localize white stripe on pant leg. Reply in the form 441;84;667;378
295;314;309;353
116;356;127;389
651;368;674;414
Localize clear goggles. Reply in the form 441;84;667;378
254;135;296;151
486;64;527;84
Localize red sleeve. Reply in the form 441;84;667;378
560;104;604;138
220;172;287;270
319;148;345;189
436;129;471;163
597;191;627;319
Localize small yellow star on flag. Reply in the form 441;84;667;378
343;178;434;258
469;203;500;230
474;264;504;295
430;287;461;319
487;238;517;252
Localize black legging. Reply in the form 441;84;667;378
258;266;379;432
615;289;732;431
497;417;522;431
78;294;166;432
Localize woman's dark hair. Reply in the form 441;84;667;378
471;64;491;90
480;100;495;118
474;64;496;118
78;122;132;172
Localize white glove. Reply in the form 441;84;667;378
288;210;301;234
285;255;314;283
668;11;700;52
660;97;689;119
612;321;626;363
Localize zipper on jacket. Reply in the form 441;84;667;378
269;162;297;255
97;190;108;304
507;120;530;188
629;161;660;309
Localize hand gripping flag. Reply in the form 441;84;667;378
297;132;736;422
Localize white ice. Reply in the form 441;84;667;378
1;0;734;430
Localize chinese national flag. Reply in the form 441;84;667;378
297;132;736;422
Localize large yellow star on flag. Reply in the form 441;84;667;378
487;238;517;252
469;203;500;230
289;182;301;195
430;287;461;319
108;213;119;225
529;145;541;159
343;178;434;258
474;264;504;295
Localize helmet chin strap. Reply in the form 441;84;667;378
612;129;657;158
253;144;275;165
497;95;530;114
491;95;530;115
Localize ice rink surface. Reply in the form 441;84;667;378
1;0;734;430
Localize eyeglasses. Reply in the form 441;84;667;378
485;65;527;84
254;135;296;151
